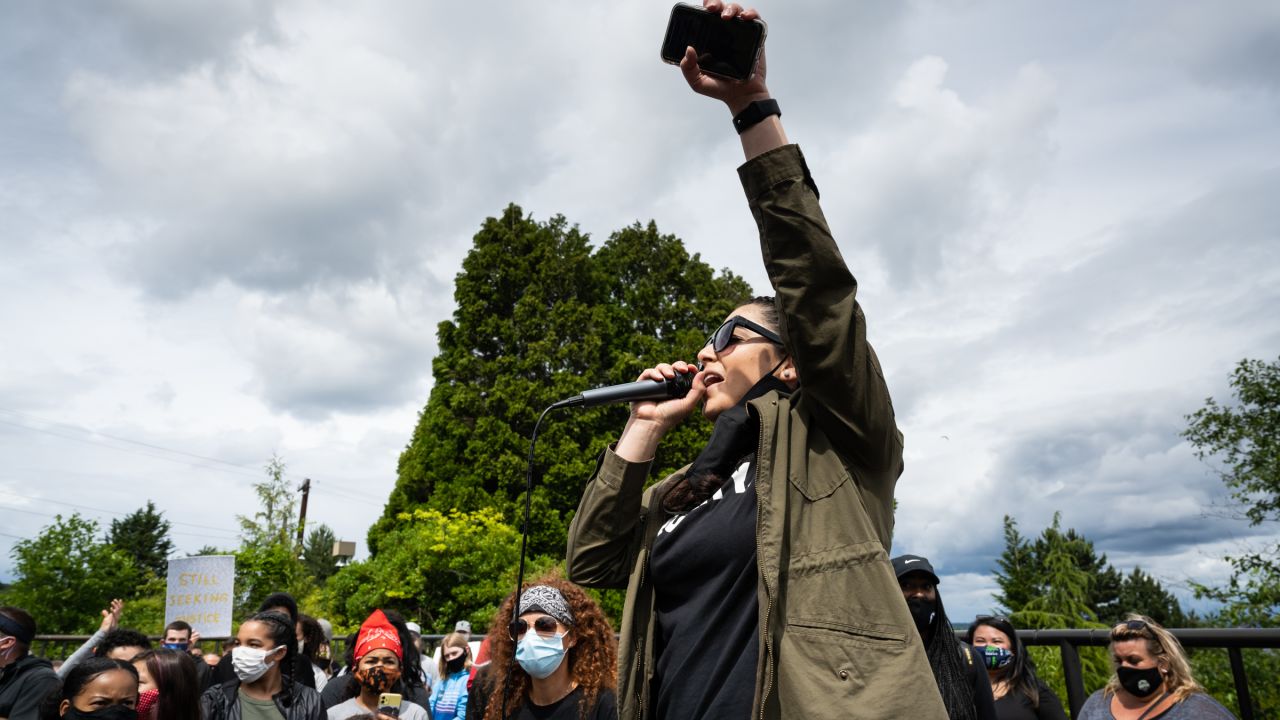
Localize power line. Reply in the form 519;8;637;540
0;408;398;505
0;489;240;537
0;408;268;477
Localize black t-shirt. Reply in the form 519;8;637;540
512;687;617;720
993;678;1069;720
650;462;758;720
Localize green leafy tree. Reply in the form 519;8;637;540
233;542;309;620
238;456;297;548
1183;355;1280;619
6;514;141;633
108;501;174;579
327;507;555;633
378;208;751;558
302;524;339;584
1181;356;1279;719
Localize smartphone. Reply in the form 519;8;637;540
377;693;402;717
660;3;767;81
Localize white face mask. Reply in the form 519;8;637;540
232;645;283;683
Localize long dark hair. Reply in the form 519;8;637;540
42;657;138;720
923;593;977;720
966;616;1041;708
133;648;202;720
298;614;326;670
246;610;297;706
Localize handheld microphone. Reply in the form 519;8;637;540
551;371;696;409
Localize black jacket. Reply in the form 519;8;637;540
200;678;324;720
0;655;60;720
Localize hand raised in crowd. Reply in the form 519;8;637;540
679;0;770;114
99;598;124;633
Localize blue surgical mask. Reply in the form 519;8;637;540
162;642;189;651
973;643;1014;670
515;630;568;679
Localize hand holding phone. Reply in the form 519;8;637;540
661;2;767;82
377;693;402;718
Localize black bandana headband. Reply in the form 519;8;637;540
0;614;34;644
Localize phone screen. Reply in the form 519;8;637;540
660;3;766;81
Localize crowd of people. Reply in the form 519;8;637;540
0;573;621;720
0;2;1254;719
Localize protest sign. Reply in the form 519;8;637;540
165;555;235;637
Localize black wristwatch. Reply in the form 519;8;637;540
733;99;781;134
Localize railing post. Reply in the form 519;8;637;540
1059;639;1086;719
1227;647;1253;720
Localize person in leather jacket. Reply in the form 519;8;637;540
200;611;324;720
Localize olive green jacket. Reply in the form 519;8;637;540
566;145;947;720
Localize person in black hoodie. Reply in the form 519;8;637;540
0;606;59;720
893;555;998;720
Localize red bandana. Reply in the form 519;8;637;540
354;609;403;661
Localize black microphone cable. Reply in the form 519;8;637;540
500;401;556;720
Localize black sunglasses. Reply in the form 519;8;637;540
1113;619;1149;635
706;316;784;354
508;616;563;641
974;615;1013;626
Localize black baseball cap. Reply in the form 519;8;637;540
891;554;940;585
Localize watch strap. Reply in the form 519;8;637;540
733;99;781;134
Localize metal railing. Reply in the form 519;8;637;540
34;628;1277;718
1007;628;1280;720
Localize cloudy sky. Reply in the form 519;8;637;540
2;0;1277;624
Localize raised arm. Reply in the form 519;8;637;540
685;0;902;471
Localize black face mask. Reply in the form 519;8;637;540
63;705;138;720
1117;665;1164;697
445;655;466;674
906;597;936;639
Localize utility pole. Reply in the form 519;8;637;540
296;478;311;551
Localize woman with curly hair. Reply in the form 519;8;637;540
483;578;617;720
1078;615;1236;719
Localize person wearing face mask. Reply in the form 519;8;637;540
213;594;317;692
964;616;1066;720
1;606;60;720
893;555;997;720
200;610;324;720
566;6;945;718
41;656;138;720
132;648;203;720
1078;615;1236;720
428;634;470;720
327;610;429;720
480;580;617;720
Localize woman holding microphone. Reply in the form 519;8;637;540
565;3;945;719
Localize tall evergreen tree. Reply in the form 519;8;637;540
376;207;751;556
301;523;339;583
108;500;174;578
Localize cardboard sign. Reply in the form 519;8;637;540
165;555;235;637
